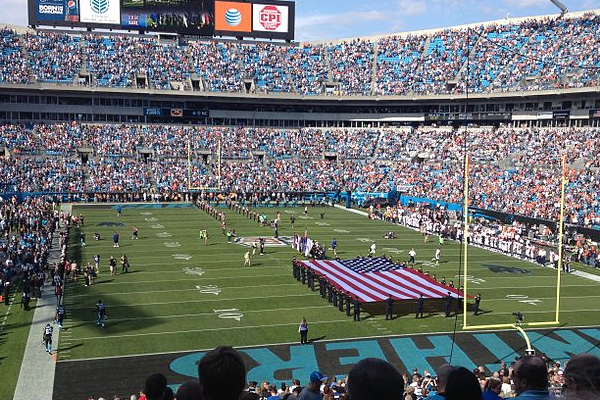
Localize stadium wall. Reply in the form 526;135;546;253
1;85;600;126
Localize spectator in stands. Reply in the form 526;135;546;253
429;364;455;400
347;358;404;400
144;373;172;400
563;354;600;400
198;346;246;400
175;380;201;400
511;356;555;400
299;371;327;400
444;367;482;400
482;378;503;400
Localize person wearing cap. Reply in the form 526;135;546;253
353;297;361;321
471;293;481;316
385;294;394;320
444;292;452;317
299;371;327;400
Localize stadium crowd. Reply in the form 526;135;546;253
1;123;599;230
74;346;600;400
1;12;600;94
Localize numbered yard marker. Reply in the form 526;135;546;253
383;248;404;254
157;232;172;238
356;238;375;243
196;285;221;295
150;224;165;229
173;254;192;261
213;308;243;321
183;267;205;276
457;275;487;285
506;294;542;306
164;242;181;248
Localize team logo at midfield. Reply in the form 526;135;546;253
90;0;109;14
485;264;532;275
97;221;124;227
233;236;292;247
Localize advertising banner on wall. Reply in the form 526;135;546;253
214;1;252;33
252;3;288;33
35;0;80;23
80;0;120;24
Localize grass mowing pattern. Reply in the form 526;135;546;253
59;204;600;361
0;289;37;400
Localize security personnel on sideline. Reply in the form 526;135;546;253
353;297;361;321
474;293;482;315
416;294;425;318
445;292;453;317
385;295;394;320
345;292;352;316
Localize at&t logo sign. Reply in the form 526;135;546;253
259;5;282;31
225;8;242;26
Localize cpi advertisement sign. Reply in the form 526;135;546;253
80;0;120;24
215;0;294;39
252;3;288;33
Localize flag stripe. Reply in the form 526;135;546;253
372;271;439;299
299;258;466;303
392;270;448;298
308;260;379;302
322;260;400;301
400;268;463;297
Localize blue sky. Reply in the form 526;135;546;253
3;0;598;41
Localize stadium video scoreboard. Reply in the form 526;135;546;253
28;0;295;40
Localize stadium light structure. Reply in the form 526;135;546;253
548;0;568;15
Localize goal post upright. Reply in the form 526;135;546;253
461;153;563;330
463;153;470;328
555;154;567;325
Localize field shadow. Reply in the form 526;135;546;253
63;223;162;338
57;343;84;352
361;299;484;319
308;335;326;343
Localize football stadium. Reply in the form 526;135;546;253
2;0;600;399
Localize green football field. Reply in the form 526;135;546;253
56;203;600;361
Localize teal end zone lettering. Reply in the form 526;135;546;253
325;340;386;366
578;328;600;344
170;352;206;379
168;384;182;393
528;330;600;361
474;333;520;372
244;345;319;383
389;336;476;373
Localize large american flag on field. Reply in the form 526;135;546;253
299;257;464;303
